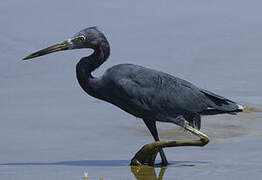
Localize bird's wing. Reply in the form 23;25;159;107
113;66;210;115
105;64;241;130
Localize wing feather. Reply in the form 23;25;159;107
110;64;210;116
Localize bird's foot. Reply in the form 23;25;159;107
130;125;210;167
130;141;164;167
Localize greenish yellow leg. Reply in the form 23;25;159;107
130;124;210;166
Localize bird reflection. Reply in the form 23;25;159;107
131;165;166;180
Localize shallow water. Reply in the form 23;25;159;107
1;0;262;179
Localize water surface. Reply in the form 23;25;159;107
0;0;262;179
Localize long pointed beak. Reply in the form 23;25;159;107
23;41;71;60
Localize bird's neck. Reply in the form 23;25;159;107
76;42;110;98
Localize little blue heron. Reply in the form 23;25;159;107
23;26;243;166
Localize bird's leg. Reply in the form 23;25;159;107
142;119;168;166
130;124;210;166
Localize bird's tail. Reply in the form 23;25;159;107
200;89;243;115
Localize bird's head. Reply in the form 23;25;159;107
23;26;108;60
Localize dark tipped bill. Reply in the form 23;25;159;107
23;42;71;60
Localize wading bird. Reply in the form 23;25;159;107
23;26;243;166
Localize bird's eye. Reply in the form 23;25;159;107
76;36;85;43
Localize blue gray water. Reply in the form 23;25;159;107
1;0;262;179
